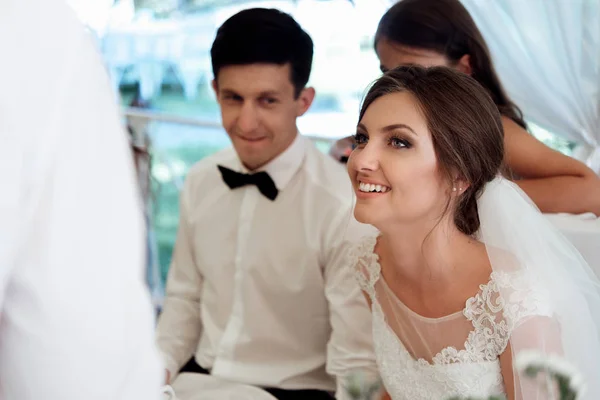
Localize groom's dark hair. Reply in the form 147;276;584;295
210;8;314;98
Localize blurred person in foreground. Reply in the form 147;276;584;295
0;0;162;399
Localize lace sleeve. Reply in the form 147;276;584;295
459;270;554;364
493;270;553;331
348;236;380;299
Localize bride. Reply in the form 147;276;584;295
346;65;600;399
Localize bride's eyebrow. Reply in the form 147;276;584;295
357;123;417;137
381;124;417;137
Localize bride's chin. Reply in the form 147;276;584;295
353;207;375;225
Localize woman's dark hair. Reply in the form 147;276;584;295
375;0;527;129
211;8;313;98
359;65;504;235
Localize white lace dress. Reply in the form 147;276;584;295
351;236;552;400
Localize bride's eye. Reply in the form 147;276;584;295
389;135;411;149
353;132;368;148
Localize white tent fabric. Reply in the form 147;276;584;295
458;0;600;173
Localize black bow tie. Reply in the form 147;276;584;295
218;165;279;201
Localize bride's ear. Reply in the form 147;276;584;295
452;175;470;195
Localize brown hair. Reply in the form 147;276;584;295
359;65;504;235
375;0;527;130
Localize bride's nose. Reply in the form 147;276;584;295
351;143;380;172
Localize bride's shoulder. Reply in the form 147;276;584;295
487;249;547;293
348;234;379;261
468;245;553;320
345;219;379;254
347;233;382;287
488;263;554;324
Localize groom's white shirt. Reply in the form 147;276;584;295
0;1;162;398
156;134;378;398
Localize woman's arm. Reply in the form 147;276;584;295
499;348;516;400
502;117;600;215
500;316;564;400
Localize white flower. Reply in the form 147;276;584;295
514;349;545;372
515;350;586;398
343;370;383;400
515;350;578;377
569;372;587;398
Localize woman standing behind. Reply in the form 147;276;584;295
336;0;600;215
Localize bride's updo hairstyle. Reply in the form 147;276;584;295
359;65;504;235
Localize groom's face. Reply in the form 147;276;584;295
213;63;314;171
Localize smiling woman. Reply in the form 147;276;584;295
346;64;600;400
348;66;503;235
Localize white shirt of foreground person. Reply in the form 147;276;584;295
156;134;377;398
0;1;162;399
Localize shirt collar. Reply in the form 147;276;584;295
224;133;306;191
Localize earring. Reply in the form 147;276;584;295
459;187;463;192
452;187;457;192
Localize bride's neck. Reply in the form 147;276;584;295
378;219;472;285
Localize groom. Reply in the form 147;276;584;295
156;8;378;400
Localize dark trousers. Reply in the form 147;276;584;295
179;357;335;400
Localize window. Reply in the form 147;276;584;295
529;123;578;157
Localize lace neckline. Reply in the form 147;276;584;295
354;234;547;369
378;276;490;323
366;235;495;322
